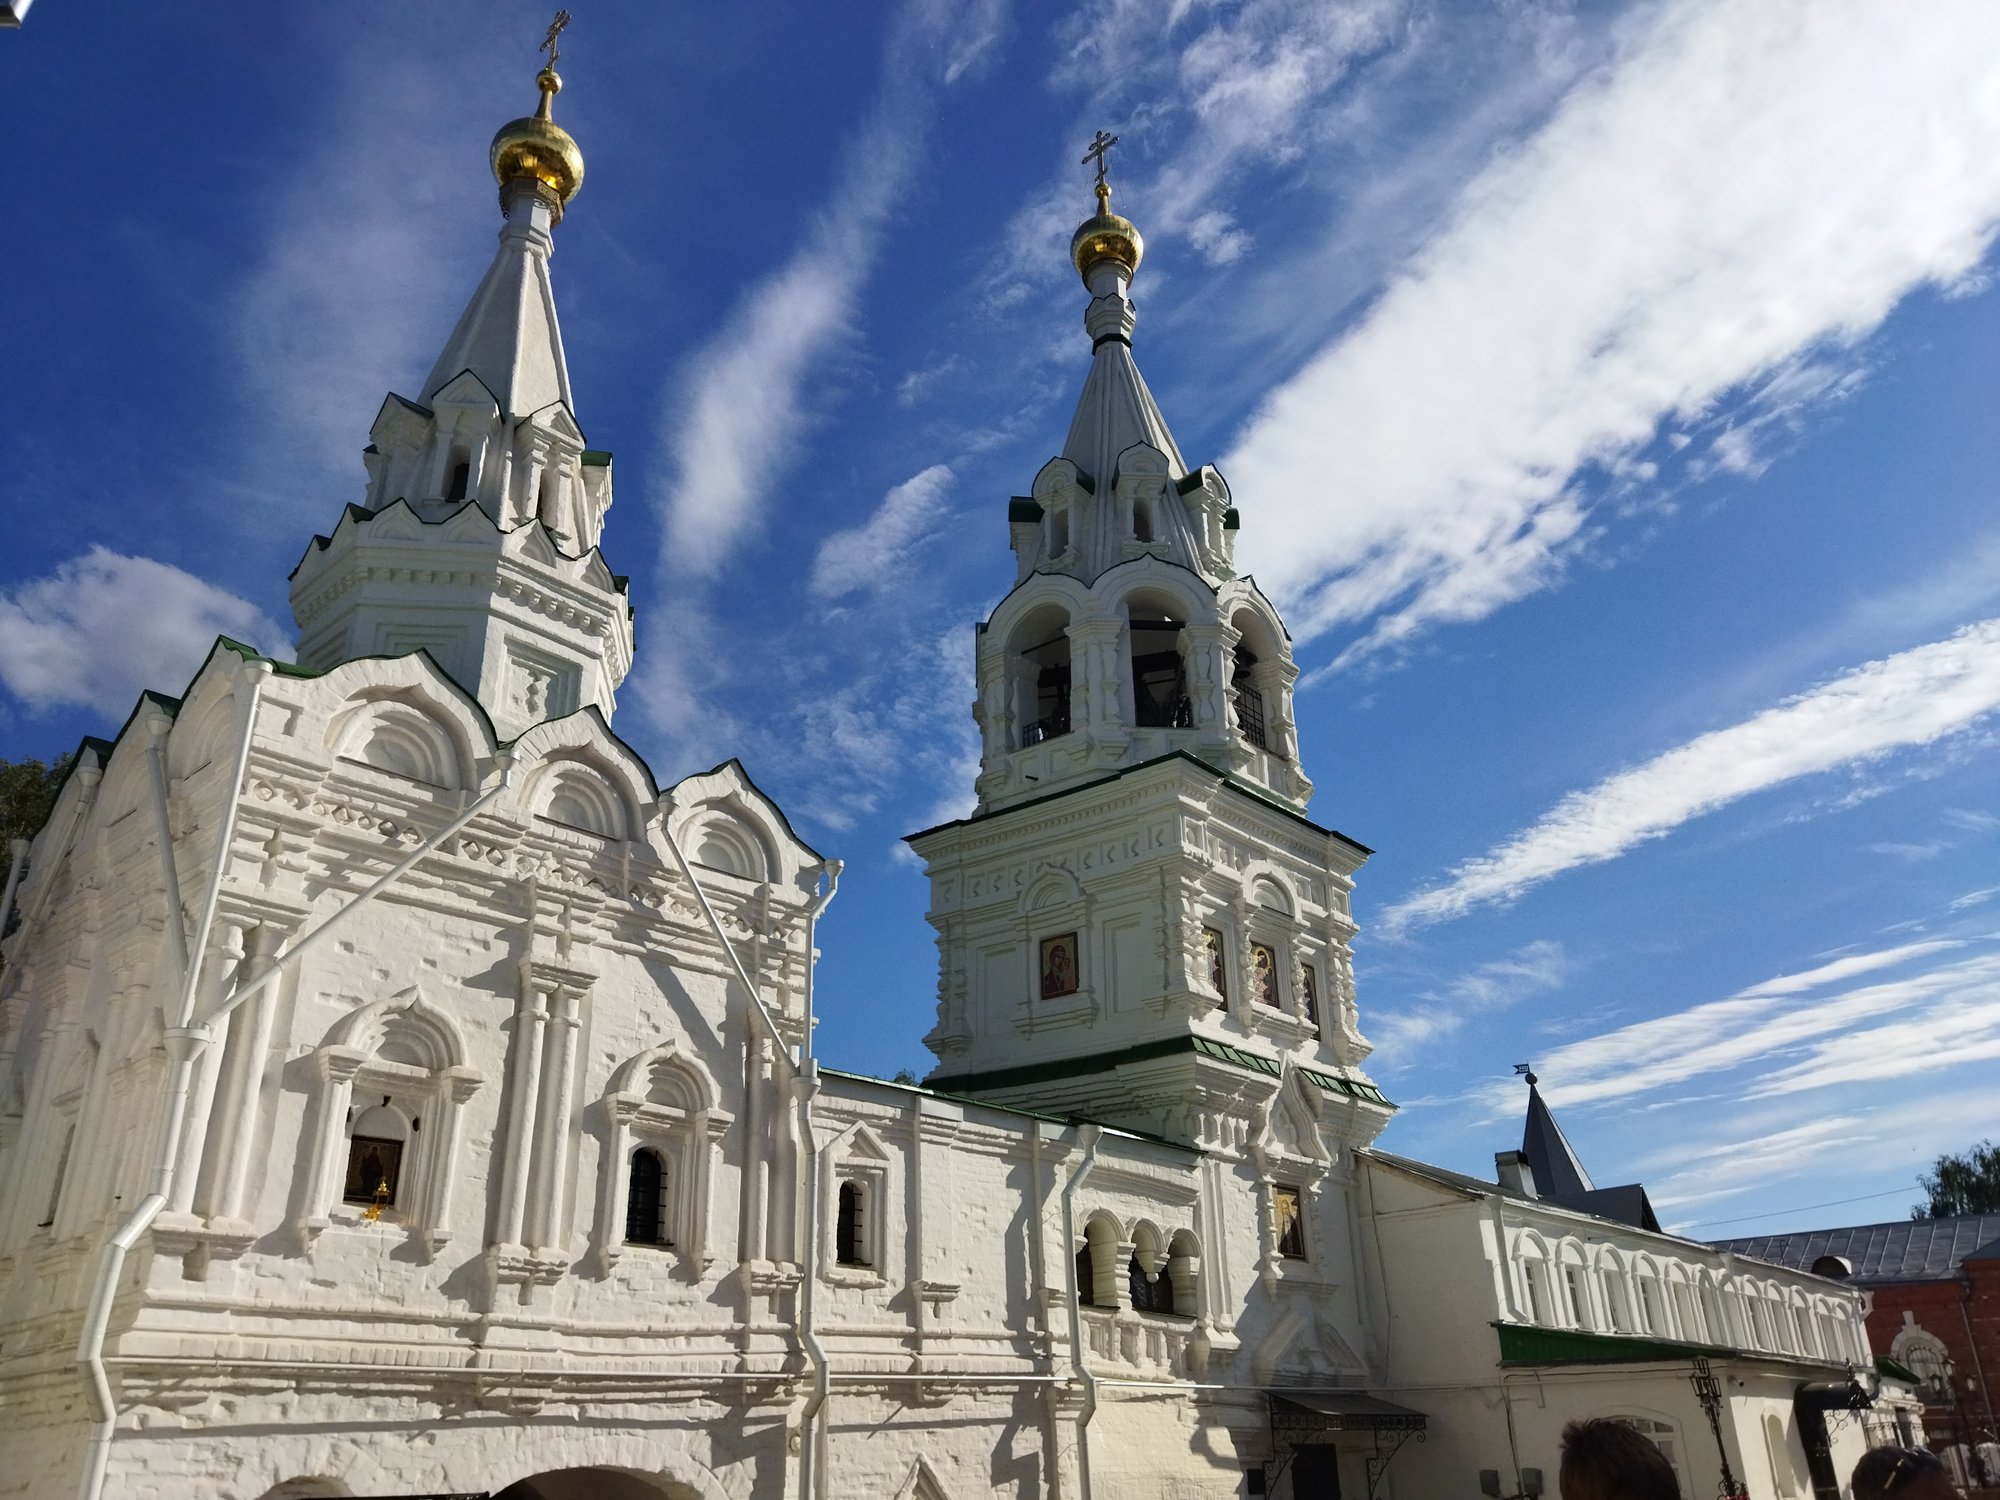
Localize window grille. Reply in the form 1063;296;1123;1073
1130;1255;1175;1312
625;1147;671;1245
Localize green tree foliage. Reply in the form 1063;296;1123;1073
0;753;74;857
1914;1139;2000;1218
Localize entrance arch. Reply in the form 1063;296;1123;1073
495;1469;697;1500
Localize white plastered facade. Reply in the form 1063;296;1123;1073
0;90;1888;1500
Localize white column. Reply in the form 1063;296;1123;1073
210;923;287;1222
299;1052;361;1238
169;921;244;1214
743;1028;768;1262
494;980;549;1249
529;985;580;1250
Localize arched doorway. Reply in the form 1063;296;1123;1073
495;1469;686;1500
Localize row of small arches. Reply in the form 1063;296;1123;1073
1076;1216;1200;1318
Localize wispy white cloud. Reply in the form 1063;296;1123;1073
1373;938;1569;1053
1476;939;1999;1119
810;466;954;602
0;549;283;717
1382;619;2000;933
1225;0;2000;668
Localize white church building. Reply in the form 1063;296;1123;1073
0;47;1895;1500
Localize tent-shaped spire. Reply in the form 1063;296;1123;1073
1519;1069;1595;1199
420;199;574;420
1059;146;1187;487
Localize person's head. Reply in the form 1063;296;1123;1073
1852;1446;1960;1500
1558;1419;1679;1500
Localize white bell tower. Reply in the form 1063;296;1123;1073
287;53;633;740
910;145;1390;1150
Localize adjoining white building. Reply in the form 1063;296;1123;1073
0;45;1889;1500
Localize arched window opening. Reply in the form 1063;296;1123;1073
1132;498;1153;543
1232;645;1269;749
1048;503;1069;557
1523;1259;1554;1325
342;1103;409;1211
1601;1268;1632;1332
1564;1263;1594;1329
1764;1413;1799;1498
1300;963;1321;1032
836;1179;869;1267
1076;1240;1099;1306
538;466;562;532
1014;614;1073;747
1130;1252;1173;1312
446;449;472;502
625;1146;671;1246
1128;606;1191;729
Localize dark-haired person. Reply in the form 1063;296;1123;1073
1851;1446;1963;1500
1558;1418;1679;1500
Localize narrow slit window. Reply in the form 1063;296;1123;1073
1231;645;1269;750
836;1179;869;1266
1076;1240;1098;1306
40;1124;75;1228
446;450;472;501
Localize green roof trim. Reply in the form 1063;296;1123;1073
1494;1322;1847;1372
1876;1355;1919;1385
581;449;612;467
1009;498;1045;523
925;1030;1390;1107
215;636;321;679
1299;1065;1393;1107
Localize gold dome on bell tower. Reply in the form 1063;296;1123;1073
490;11;585;220
1069;130;1143;282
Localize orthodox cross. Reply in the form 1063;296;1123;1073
1081;130;1119;189
542;9;572;67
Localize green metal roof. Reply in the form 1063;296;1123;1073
1008;498;1044;523
1494;1321;1847;1372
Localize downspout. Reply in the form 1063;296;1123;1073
1491;1191;1523;1323
1960;1279;1997;1478
1060;1123;1105;1500
142;715;192;979
791;860;841;1500
76;659;266;1500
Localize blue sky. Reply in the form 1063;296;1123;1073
5;1;1998;1238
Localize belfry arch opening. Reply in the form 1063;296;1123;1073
1229;609;1285;756
1009;604;1073;747
1126;593;1190;730
446;445;472;502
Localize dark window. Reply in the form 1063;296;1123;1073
1205;927;1228;1007
1301;965;1320;1032
1129;1254;1174;1313
1076;1240;1098;1306
836;1179;869;1266
1130;617;1192;728
1275;1185;1306;1260
343;1135;403;1208
1133;500;1153;543
40;1124;75;1227
625;1147;671;1245
1232;646;1268;750
446;457;471;501
1019;629;1073;746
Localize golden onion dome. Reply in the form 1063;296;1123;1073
1069;181;1144;282
491;66;584;218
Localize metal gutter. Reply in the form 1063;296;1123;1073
791;861;841;1500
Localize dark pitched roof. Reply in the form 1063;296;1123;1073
1550;1184;1661;1234
1715;1213;2000;1283
1522;1078;1594;1199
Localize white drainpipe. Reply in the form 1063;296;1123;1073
792;860;842;1500
1060;1123;1105;1500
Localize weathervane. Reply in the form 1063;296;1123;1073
542;8;572;68
1081;130;1119;191
1514;1062;1538;1086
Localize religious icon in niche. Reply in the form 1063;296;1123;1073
1040;933;1079;998
1274;1184;1306;1259
1300;963;1321;1031
1204;927;1228;1004
343;1135;403;1208
1252;942;1280;1007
